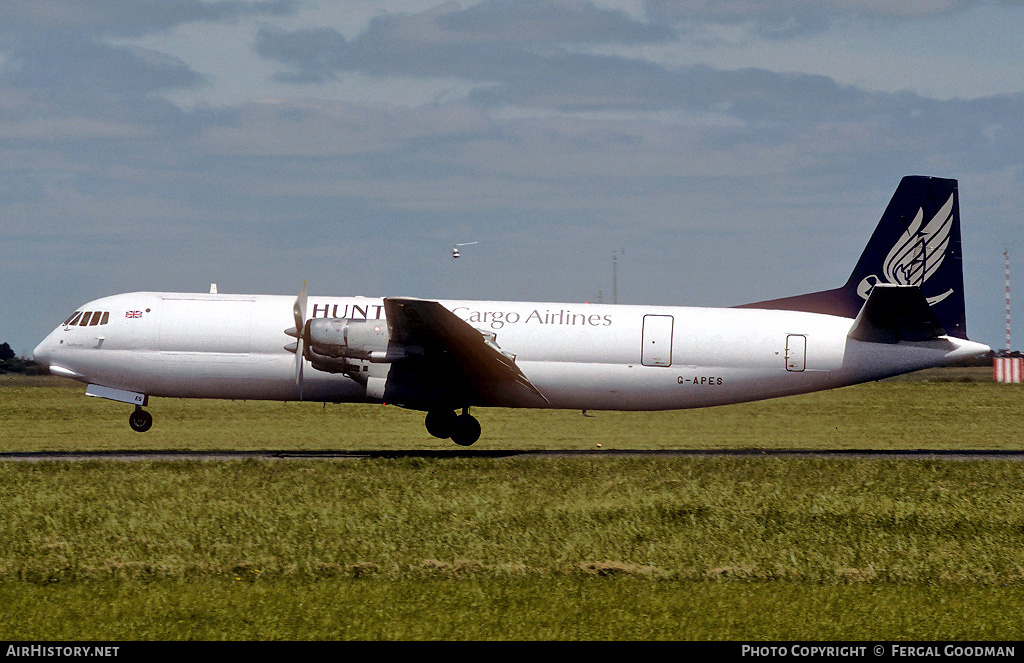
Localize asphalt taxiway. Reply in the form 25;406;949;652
2;449;1022;462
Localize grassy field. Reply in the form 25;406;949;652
1;370;1023;640
2;457;1024;640
2;367;1022;452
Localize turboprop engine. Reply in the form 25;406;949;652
283;284;417;401
305;318;421;370
307;318;389;364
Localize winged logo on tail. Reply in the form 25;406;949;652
857;192;956;306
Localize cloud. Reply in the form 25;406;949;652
0;0;295;38
198;99;495;157
251;2;976;118
254;0;674;86
253;19;895;139
2;33;203;96
253;26;351;84
440;0;675;44
644;0;972;39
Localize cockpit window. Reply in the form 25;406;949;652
63;311;111;328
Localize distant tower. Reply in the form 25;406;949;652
1006;249;1012;353
995;249;1022;383
612;248;625;304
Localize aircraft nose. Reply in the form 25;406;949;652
32;337;53;370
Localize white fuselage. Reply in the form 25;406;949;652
32;291;990;411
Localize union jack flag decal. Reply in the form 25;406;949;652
125;310;143;318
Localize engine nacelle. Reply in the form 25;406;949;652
307;318;390;361
306;346;360;374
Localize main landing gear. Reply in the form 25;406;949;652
128;405;153;433
425;408;481;446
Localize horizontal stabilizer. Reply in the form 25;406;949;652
848;285;946;344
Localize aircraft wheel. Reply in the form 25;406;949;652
425;409;457;439
129;407;153;433
450;413;481;447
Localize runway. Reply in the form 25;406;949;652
2;448;1023;462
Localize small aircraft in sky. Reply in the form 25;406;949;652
34;176;989;446
452;241;479;259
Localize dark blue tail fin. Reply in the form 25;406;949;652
738;176;968;339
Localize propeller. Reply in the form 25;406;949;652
284;281;308;399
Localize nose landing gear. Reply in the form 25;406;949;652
128;406;153;433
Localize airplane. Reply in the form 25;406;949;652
452;242;479;259
33;176;990;446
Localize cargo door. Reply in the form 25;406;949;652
785;334;806;372
641;315;674;367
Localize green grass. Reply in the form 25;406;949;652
2;368;1022;452
4;458;1024;584
4;579;1023;640
2;457;1024;639
2;371;1024;640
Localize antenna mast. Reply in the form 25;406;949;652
1006;249;1012;353
612;248;625;305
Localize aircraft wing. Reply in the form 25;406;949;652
383;297;547;406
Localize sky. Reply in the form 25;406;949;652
2;0;1023;357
